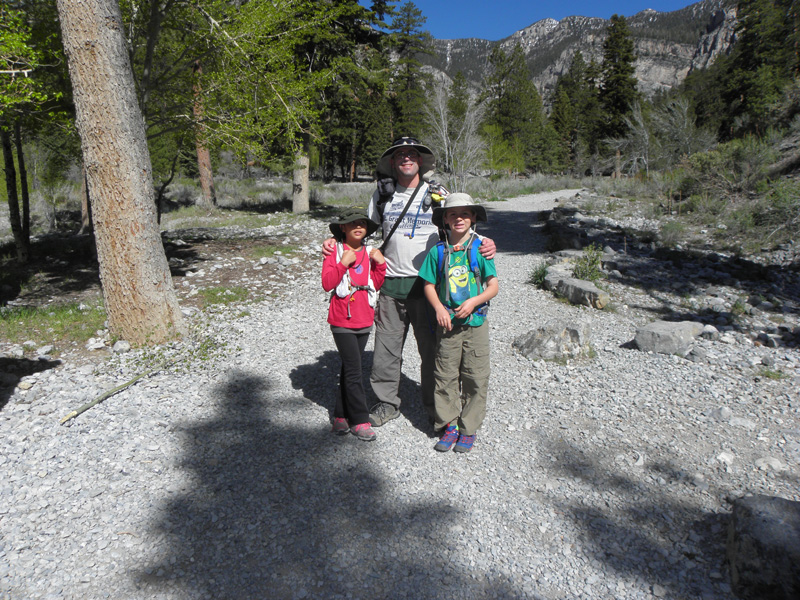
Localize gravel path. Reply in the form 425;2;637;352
2;191;799;600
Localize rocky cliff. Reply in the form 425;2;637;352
421;0;738;101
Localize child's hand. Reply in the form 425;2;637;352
453;297;479;320
435;305;452;331
322;237;336;257
340;248;356;267
369;247;385;264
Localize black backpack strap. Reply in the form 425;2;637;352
379;181;424;253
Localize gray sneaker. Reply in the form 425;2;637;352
368;402;400;427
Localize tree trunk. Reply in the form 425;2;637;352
1;125;29;263
56;0;186;345
292;132;310;213
193;60;216;208
349;132;357;182
14;123;30;242
78;164;93;235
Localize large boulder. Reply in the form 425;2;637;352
554;277;611;310
512;319;591;361
727;495;800;599
633;320;704;356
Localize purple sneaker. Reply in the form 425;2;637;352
434;424;459;452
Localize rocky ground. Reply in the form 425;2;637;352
1;190;798;599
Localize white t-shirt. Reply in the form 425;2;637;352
367;183;440;279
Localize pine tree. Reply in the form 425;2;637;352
548;50;603;172
388;1;433;137
482;44;548;172
599;15;639;140
722;0;800;134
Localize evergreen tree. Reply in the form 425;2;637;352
447;71;470;129
482;44;548;172
547;50;604;172
548;86;574;171
388;1;433;137
599;15;639;140
722;0;800;134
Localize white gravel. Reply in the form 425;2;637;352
1;191;798;600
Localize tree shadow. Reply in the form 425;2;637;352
288;349;434;435
480;207;551;256
0;357;62;412
534;432;734;598
0;234;99;305
134;371;524;598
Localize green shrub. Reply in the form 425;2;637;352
572;244;603;282
659;220;686;248
529;262;548;288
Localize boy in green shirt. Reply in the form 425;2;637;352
418;193;499;453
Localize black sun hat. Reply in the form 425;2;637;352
376;136;436;181
329;209;380;240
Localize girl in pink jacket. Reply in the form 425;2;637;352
322;210;386;441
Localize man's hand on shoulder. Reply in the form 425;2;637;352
322;237;336;257
479;236;496;260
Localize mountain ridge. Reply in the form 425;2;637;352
420;0;737;100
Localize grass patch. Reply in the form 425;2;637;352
248;244;300;260
0;301;107;351
198;286;250;306
757;368;785;380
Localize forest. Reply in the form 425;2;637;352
1;0;799;343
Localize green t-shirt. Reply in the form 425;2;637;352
418;241;497;327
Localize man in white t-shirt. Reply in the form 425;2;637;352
325;137;495;427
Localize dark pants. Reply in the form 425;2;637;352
332;330;371;425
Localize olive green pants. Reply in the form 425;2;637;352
432;321;490;436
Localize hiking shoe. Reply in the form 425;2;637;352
434;424;459;452
331;417;350;435
368;402;400;427
351;422;377;442
453;433;476;453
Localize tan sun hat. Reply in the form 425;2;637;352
432;193;487;229
376;136;436;181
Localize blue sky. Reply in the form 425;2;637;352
395;0;701;41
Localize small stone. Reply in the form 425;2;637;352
755;457;788;472
112;340;131;354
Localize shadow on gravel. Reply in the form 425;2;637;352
136;371;526;598
0;357;62;412
537;435;732;598
480;207;550;257
289;350;435;436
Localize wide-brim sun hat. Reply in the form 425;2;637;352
432;192;487;229
329;209;380;239
376;136;436;181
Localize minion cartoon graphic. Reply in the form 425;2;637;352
448;261;471;305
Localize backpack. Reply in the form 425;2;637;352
434;234;489;318
333;243;377;319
